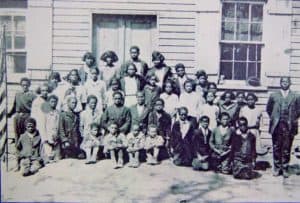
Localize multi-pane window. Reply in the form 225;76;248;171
0;15;26;73
220;2;263;81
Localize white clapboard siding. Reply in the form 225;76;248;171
291;0;300;82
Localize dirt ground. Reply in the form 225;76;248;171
2;151;300;203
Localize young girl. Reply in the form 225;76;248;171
239;93;268;155
48;72;62;94
160;79;179;117
104;78;124;109
195;70;208;97
120;63;145;107
127;124;145;168
232;117;257;180
79;52;98;84
199;91;220;130
207;82;220;105
100;50;120;87
173;63;190;95
219;91;239;127
146;51;172;88
179;79;204;119
144;73;161;109
103;122;128;169
80;123;102;164
209;112;233;174
144;124;164;165
84;67;106;112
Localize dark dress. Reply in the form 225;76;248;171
148;110;172;139
170;119;197;166
232;130;256;179
129;104;150;133
144;85;161;109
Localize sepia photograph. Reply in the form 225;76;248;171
1;0;300;202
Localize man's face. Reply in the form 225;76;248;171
280;77;291;91
21;81;30;92
68;98;77;110
113;94;123;106
130;49;139;60
136;93;145;105
26;122;36;133
88;98;97;110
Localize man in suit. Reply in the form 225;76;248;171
266;76;300;178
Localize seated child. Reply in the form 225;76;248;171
127;124;145;168
144;124;164;165
80;123;102;164
209;112;233;174
192;116;212;171
232;117;257;180
104;122;128;169
17;118;42;176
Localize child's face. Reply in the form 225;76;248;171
26;122;36;133
224;93;232;104
106;57;113;65
50;78;59;85
21;81;30;92
69;71;79;83
136;92;145;105
109;124;118;134
208;85;217;94
220;115;230;127
179;108;188;121
85;57;94;66
280;77;291;91
165;82;173;94
90;126;99;136
198;76;207;85
200;119;209;129
130;49;139;60
132;125;140;136
88;98;97;110
127;65;136;77
176;67;185;77
90;69;98;81
153;59;161;67
154;101;164;112
246;96;256;107
49;98;58;109
237;94;245;104
148;127;157;137
113;94;123;106
111;82;119;91
40;86;49;98
238;120;248;133
67;98;77;111
149;76;157;86
184;82;193;93
206;92;215;103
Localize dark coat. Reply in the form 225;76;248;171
146;65;172;87
120;59;148;77
266;91;300;136
148;110;172;139
129;104;151;131
144;85;161;109
58;111;81;147
17;131;41;160
192;128;212;157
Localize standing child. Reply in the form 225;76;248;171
173;63;190;95
239;93;268;155
199;91;220;130
195;70;208;97
100;50;120;87
80;123;102;164
104;122;128;169
8;77;36;171
160;79;179;117
232;117;257;180
144;73;161;109
219;91;239;127
207;82;220;105
79;52;98;84
43;95;61;163
192;116;212;171
104;78;124;109
209;112;233;174
144;124;164;165
127;124;145;168
17;118;41;176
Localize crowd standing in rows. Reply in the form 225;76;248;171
8;46;300;180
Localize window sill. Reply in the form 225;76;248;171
217;82;268;91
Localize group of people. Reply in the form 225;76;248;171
8;46;300;180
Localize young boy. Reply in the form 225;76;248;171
199;91;220;130
103;122;128;169
127;124;145;168
44;95;61;163
58;96;81;159
80;123;102;164
144;124;164;165
192;116;212;171
209;112;233;174
232;117;257;180
17;118;42;176
8;77;36;171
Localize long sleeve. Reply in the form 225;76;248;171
119;109;131;134
266;94;274;117
58;114;67;143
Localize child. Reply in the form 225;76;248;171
209;112;233;174
199;91;220;130
79;52;98;84
100;50;120;87
80;95;102;138
104;122;128;169
8;77;36;171
58;96;81;159
120;63;145;107
80;123;102;164
239;93;268;155
48;72;62;93
219;91;239;127
160;79;179;117
17;118;42;176
84;67;106;112
104;78;124;109
127;124;145;168
144;73;161;109
207;82;220;105
43;95;61;163
179;79;204;119
232;117;257;180
144;124;164;165
192;116;212;171
173;63;190;95
146;51;172;88
195;70;208;97
236;91;246;109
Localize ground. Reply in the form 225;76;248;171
2;152;300;203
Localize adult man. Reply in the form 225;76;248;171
266;76;300;178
